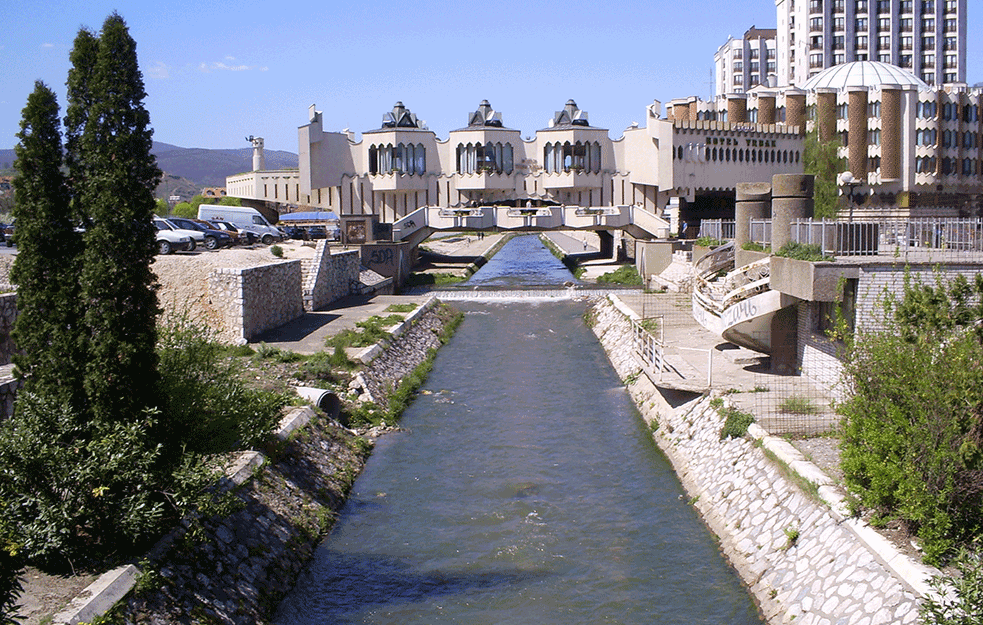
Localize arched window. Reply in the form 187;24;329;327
503;143;514;174
591;142;601;172
545;143;555;172
415;143;426;174
369;145;379;174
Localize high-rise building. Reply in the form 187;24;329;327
775;0;967;88
714;26;779;96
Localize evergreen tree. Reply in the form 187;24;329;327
10;82;85;409
64;27;99;230
70;13;163;425
803;126;846;220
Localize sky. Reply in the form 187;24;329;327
2;0;981;154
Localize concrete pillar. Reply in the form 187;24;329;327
847;87;869;180
816;89;837;143
688;98;699;122
598;230;615;259
758;93;777;126
881;86;902;181
728;94;748;124
785;89;807;134
771;173;814;251
735;182;772;249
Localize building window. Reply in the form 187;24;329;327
857;35;869;48
923;53;935;67
810;17;823;30
900;0;913;12
923;36;935;48
945;18;957;31
942;129;953;146
734;61;744;72
918;100;937;118
944;72;957;83
810;53;824;68
767;48;776;59
750;48;760;59
834;53;846;64
811;35;824;50
834;16;846;30
922;18;935;31
856;17;868;30
900;18;913;31
878;36;891;50
901;37;913;50
733;49;743;59
877;0;890;12
810;0;823;13
751;62;760;73
868;155;881;170
922;0;935;11
856;0;868;11
964;132;977;148
945;36;958;50
868;129;881;144
900;54;913;67
370;143;427;175
944;0;957;10
868;100;881;117
833;35;845;49
962;158;975;176
944;54;958;68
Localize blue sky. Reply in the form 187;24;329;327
3;0;981;153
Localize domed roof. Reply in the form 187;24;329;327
802;61;928;91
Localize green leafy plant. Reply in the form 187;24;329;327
919;544;983;625
270;245;283;258
597;265;643;286
718;404;755;440
695;236;725;247
741;241;771;253
775;241;834;262
783;525;800;549
385;303;418;313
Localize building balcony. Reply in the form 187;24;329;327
368;172;430;192
454;171;518;191
541;170;602;189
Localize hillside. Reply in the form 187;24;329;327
0;142;299;194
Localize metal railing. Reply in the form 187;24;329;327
790;217;983;260
631;317;665;379
698;219;736;240
749;219;772;247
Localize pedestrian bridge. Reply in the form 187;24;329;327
392;204;670;247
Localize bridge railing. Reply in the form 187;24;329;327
790;217;983;261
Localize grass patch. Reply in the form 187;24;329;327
779;395;821;414
597;264;643;286
326;315;405;350
742;241;771;253
759;444;825;505
385;303;418;313
254;342;304;363
404;272;465;288
711;397;755;440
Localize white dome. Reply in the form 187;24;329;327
802;61;928;91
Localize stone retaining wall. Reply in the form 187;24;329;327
300;243;361;311
209;261;304;343
590;296;928;625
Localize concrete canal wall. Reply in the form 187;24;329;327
589;295;933;625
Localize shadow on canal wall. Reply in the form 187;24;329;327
589;296;932;625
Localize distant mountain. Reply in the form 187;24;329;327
150;141;298;187
0;143;299;190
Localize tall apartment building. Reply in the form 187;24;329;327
775;0;967;88
714;26;779;96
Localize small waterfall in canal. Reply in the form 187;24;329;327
275;236;762;624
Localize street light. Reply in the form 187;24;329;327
838;171;860;222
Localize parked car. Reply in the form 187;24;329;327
166;217;233;250
208;220;257;245
154;223;193;254
306;225;329;239
197;205;283;245
153;217;201;251
2;222;13;247
283;225;310;240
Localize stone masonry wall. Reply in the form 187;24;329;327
591;296;927;625
209;261;304;343
300;243;360;311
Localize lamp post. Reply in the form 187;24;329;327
838;171;860;222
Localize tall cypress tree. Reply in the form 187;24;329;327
64;28;99;230
10;82;85;409
72;13;162;425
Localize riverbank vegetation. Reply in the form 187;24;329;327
838;272;983;565
597;264;643;286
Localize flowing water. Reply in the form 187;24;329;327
275;236;762;624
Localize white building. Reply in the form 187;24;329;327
714;26;779;95
775;0;967;88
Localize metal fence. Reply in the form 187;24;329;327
749;219;772;247
698;219;735;241
790;217;983;260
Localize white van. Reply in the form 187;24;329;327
197;205;284;245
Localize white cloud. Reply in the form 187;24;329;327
146;62;170;80
41;43;54;49
199;59;263;73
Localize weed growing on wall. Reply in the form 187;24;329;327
597;265;643;286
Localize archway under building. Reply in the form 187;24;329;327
678;191;735;238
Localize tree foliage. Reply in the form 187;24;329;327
920;543;983;625
10;82;85;409
803;126;846;220
70;13;162;426
839;272;983;564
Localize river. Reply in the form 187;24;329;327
275;236;762;624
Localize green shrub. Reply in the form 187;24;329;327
695;236;725;247
385;303;418;313
597;264;643;286
718;404;755;440
254;342;304;363
839;273;983;564
775;241;834;262
270;245;284;258
919;544;983;624
741;241;771;253
157;316;288;454
0;527;24;624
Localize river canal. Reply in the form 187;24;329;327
275;236;762;624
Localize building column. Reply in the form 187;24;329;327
758;93;777;126
771;173;815;252
847;86;869;180
880;85;902;181
735;182;772;248
816;88;837;143
784;89;807;134
728;94;748;124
